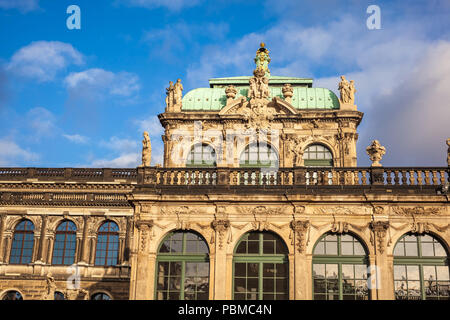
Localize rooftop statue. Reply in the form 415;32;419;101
141;131;151;167
254;42;271;76
165;79;183;112
338;75;356;105
165;81;174;112
173;78;183;111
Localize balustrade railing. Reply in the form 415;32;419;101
0;168;137;183
0;167;448;187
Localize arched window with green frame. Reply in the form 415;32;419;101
186;143;217;167
233;231;289;300
304;144;333;167
393;233;449;300
312;232;370;300
239;142;278;168
155;231;210;300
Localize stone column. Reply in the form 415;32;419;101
370;221;393;300
211;220;230;299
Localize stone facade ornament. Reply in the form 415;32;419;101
338;75;356;104
41;273;56;300
331;221;349;234
370;221;389;254
140;131;151;167
366;140;386;167
211;219;230;249
290;220;310;253
225;85;238;104
136;220;154;253
287;136;304;166
282;83;293;104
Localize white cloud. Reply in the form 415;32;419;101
26;107;57;137
100;136;139;152
135;115;164;137
118;0;202;11
0;0;39;12
0;138;38;165
62;134;89;144
6;41;84;82
64;68;140;97
91;153;140;168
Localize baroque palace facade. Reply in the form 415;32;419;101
0;44;449;300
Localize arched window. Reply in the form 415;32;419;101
186;143;216;167
156;231;209;300
2;291;23;300
239;142;278;168
304;144;333;167
10;220;35;265
95;221;119;266
393;234;449;300
312;233;370;300
52;220;77;265
91;292;111;300
233;231;289;300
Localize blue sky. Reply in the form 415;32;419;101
0;0;449;167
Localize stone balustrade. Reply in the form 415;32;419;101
0;167;448;187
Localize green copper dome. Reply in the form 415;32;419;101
182;85;340;111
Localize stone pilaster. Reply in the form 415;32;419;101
211;219;229;299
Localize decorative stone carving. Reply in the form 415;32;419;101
254;42;271;76
290;220;310;253
211;219;230;249
392;206;442;216
165;81;174;112
64;288;89;300
287;136;304;166
411;222;431;234
136;220;154;253
366;140;386;167
338;75;356;104
225;85;238;104
140;131;151;167
370;221;389;254
331;221;349;234
41;273;56;300
282;83;293;104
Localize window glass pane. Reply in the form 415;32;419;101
394;242;404;256
436;266;449;281
405;242;418;256
325;242;338;255
341;242;353;255
421;242;434;257
433;242;446;257
407;265;420;280
314;242;325;255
